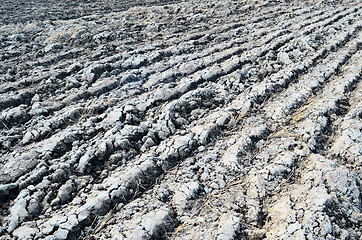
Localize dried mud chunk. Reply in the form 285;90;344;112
54;228;69;240
42;215;67;235
27;197;41;215
0;105;28;122
57;180;75;204
141;208;175;236
12;223;39;240
51;168;68;183
141;137;155;152
8;198;28;232
278;52;293;65
0;151;39;184
157;133;195;159
155;184;171;202
221;56;240;73
191;124;216;145
120;203;176;239
21;129;39;144
172;181;200;211
61;214;79;231
216;214;241;240
0;183;18;200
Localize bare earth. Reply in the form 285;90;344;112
0;0;361;239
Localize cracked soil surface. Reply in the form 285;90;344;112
0;0;361;239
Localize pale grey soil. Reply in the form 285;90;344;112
0;0;361;239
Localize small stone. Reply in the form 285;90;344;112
278;52;292;65
22;131;36;144
31;94;41;104
210;182;220;190
62;214;79;230
54;228;69;240
115;139;131;150
27;185;36;192
50;198;60;206
198;146;206;152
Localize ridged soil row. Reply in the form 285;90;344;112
0;1;340;115
0;0;320;167
73;5;360;236
261;48;362;240
0;1;300;147
0;0;287;87
0;1;308;168
0;1;305;196
86;8;362;240
7;4;346;239
140;3;342;89
0;0;183;25
329;78;362;156
89;0;356;181
164;28;362;240
132;3;355;121
0;1;327;106
0;1;295;154
0;2;315;238
327;70;362;196
1;2;361;240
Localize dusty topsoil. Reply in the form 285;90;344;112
0;0;361;239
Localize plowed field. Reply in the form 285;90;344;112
0;0;361;239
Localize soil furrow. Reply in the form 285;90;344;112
168;30;362;240
0;2;330;152
0;1;361;240
85;8;362;240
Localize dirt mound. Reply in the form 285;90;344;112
0;0;361;239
